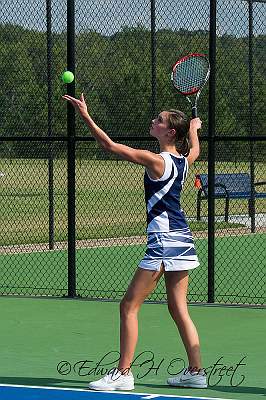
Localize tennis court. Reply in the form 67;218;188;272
0;296;265;400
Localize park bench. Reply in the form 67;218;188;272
196;173;266;222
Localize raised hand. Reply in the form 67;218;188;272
62;93;88;116
189;117;202;132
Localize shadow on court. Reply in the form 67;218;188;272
207;385;266;396
0;376;85;388
135;383;266;396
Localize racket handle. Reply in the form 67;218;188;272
192;107;197;119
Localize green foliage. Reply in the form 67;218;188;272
0;23;265;154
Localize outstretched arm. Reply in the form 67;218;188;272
186;118;202;166
62;93;164;178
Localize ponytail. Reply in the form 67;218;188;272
167;110;190;156
176;137;190;157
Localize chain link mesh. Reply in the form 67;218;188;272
0;0;265;304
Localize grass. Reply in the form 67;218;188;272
0;158;265;246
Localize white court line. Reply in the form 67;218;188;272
0;383;236;400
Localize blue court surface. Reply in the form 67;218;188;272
0;385;236;400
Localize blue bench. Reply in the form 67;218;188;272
196;173;266;222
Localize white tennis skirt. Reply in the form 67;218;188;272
139;229;200;272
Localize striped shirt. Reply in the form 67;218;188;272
144;152;189;232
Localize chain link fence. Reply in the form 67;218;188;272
0;0;265;304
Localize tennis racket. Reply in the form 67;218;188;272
171;53;210;118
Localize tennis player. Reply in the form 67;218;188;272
62;93;207;390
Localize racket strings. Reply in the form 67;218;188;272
173;57;209;94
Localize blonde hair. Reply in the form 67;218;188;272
166;109;190;156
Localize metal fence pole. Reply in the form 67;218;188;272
207;0;217;303
46;0;55;250
67;0;76;297
151;0;157;118
248;0;256;233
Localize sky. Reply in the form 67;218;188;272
0;0;265;37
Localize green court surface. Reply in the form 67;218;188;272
0;297;265;400
0;233;265;303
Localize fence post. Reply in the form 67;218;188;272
248;0;256;233
207;0;216;303
151;0;157;118
67;0;76;297
46;0;55;250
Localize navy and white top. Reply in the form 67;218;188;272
144;152;189;233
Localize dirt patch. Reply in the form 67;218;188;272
0;227;265;255
194;226;266;238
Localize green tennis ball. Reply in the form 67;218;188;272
62;70;74;84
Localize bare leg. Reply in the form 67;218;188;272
164;270;202;370
118;266;164;372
